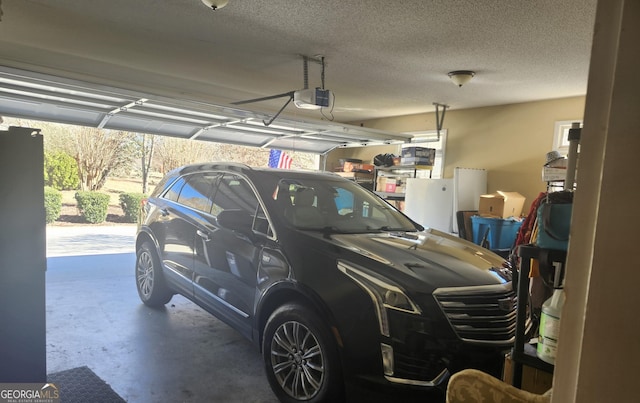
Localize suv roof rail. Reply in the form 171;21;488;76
210;162;252;171
176;162;252;174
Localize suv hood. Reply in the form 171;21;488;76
326;228;511;291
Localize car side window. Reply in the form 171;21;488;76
176;173;218;213
254;204;272;237
212;174;272;236
163;177;186;202
211;174;259;217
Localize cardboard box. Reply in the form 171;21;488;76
343;162;374;173
376;176;408;193
376;176;393;192
502;353;553;395
358;163;375;173
336;171;373;180
400;157;434;166
385;182;397;193
479;191;526;218
401;146;435;159
400;146;435;166
542;166;567;182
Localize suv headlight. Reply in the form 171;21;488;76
338;261;421;337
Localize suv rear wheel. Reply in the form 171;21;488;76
135;241;173;307
263;304;344;403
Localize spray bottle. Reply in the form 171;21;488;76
537;262;565;364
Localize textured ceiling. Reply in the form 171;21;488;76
0;0;597;123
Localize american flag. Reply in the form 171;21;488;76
268;149;292;169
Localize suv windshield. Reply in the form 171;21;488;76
265;174;419;233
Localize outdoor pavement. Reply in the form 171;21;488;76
46;224;138;257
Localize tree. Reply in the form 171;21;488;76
72;126;135;191
154;136;214;173
154;137;318;173
136;133;155;194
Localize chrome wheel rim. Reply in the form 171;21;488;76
270;321;325;400
136;250;154;299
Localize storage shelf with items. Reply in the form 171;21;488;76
505;123;578;393
373;145;436;205
510;245;566;391
543;121;581;192
373;165;432;208
542;152;568;193
334;158;375;191
505;196;570;391
335;171;374;191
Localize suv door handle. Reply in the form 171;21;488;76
197;230;210;242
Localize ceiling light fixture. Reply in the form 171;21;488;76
447;70;476;87
201;0;228;11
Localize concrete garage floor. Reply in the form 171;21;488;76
46;226;277;403
45;226;443;403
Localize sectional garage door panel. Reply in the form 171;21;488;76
0;92;108;128
0;66;414;154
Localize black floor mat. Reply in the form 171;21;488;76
47;366;126;403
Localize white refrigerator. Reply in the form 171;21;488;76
403;168;487;233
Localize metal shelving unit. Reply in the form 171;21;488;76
511;244;566;388
373;165;432;200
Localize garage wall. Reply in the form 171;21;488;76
329;96;586;207
0;127;46;382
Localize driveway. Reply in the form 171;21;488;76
46;224;137;257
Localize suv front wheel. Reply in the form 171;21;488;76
263;304;344;403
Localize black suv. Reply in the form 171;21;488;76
135;163;517;403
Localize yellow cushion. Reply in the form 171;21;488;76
446;369;551;403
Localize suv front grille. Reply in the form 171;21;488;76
433;283;518;345
393;349;446;381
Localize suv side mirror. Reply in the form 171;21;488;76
217;209;253;234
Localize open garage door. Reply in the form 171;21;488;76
0;66;413;155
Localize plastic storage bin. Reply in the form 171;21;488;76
471;216;523;250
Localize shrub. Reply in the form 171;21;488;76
44;186;62;224
44;151;80;190
119;192;145;223
75;191;110;224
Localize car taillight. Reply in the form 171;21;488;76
140;198;149;216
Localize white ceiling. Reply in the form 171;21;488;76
0;0;598;152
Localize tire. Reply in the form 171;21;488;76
135;241;173;307
263;304;344;403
